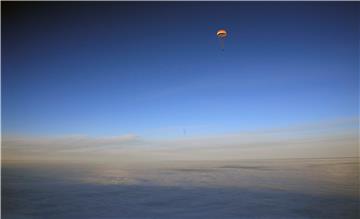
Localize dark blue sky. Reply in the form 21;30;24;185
2;2;359;137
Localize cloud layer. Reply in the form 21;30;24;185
2;118;358;163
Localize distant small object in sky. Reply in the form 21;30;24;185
216;29;228;51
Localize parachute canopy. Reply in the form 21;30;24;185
217;29;227;38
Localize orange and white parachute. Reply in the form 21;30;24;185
216;29;228;51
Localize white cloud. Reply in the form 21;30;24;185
2;134;140;153
2;118;358;163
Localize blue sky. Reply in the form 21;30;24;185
2;2;359;138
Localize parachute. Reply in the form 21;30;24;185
216;29;228;51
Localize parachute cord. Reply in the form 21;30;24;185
219;38;225;51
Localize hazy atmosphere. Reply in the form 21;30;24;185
2;2;359;219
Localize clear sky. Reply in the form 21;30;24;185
2;2;359;140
